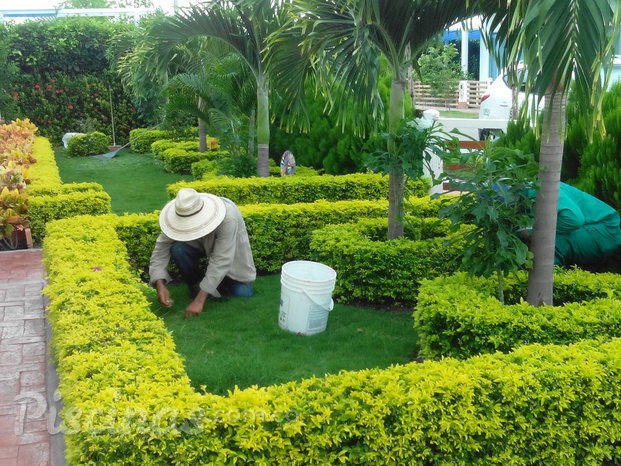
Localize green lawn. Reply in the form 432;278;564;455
150;276;417;396
439;110;480;119
53;147;193;214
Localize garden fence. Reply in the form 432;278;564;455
412;79;493;109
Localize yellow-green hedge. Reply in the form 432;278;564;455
114;199;393;276
309;217;470;305
43;216;621;463
27;137;111;242
415;269;621;360
167;173;429;205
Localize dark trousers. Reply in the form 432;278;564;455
170;242;253;298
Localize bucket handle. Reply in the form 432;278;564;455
303;290;334;312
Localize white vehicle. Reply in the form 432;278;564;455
479;57;621;122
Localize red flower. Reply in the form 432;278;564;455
94;93;98;97
56;90;60;94
34;84;40;89
68;105;74;110
47;120;52;124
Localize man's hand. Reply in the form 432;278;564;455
185;289;208;318
155;279;173;308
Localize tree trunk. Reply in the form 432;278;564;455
256;78;270;177
248;108;256;157
387;77;406;240
198;118;207;153
526;89;566;306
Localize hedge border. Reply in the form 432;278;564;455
415;269;621;360
43;215;621;464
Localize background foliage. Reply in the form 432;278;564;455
1;17;144;144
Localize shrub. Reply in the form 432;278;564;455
415;268;621;360
114;199;391;275
191;159;219;180
151;139;200;159
162;148;224;174
168;174;429;206
310;217;469;305
129;129;174;153
65;131;110;157
28;137;111;241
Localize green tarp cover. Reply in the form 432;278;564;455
554;183;621;266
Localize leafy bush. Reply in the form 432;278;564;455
129;129;174;153
169;174;428;206
115;199;391;275
28;137;111;241
66;132;110;157
162;149;224;174
191;159;219;180
309;217;470;305
415;268;621;360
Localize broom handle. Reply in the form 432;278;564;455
109;87;117;146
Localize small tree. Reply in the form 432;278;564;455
435;145;539;303
418;43;467;111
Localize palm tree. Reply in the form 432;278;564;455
147;0;289;177
270;0;479;239
480;0;621;305
164;48;257;155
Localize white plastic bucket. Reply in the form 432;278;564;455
279;260;337;335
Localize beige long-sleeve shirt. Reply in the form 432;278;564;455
149;198;256;298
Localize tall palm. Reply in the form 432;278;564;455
480;0;621;305
147;0;289;177
271;0;479;239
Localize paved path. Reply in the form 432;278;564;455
0;249;51;466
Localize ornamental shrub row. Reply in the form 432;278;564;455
309;217;470;305
28;137;111;241
114;199;394;276
168;174;428;205
129;127;199;154
415;269;621;360
161;148;227;174
42;216;621;464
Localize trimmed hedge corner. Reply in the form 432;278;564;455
415;269;621;360
28;137;111;242
309;217;470;305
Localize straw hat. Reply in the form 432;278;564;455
159;188;226;241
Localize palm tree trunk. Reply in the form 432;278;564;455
256;78;270;177
248;108;256;157
197;96;207;153
387;77;406;240
198;118;207;153
526;89;566;306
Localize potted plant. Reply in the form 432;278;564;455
0;186;31;250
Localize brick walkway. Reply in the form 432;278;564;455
0;249;51;466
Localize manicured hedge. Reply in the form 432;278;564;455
168;174;429;205
28;137;111;241
161;149;227;174
114;199;394;276
309;217;470;305
43;215;621;464
415;269;621;360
